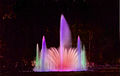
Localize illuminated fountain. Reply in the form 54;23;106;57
33;14;87;72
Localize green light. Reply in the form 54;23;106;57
36;43;40;68
81;45;87;70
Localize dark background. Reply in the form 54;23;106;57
0;0;119;64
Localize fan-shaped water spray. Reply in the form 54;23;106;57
33;14;87;72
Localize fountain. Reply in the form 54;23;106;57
33;14;87;72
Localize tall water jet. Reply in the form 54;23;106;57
81;45;87;71
33;43;40;71
40;36;47;71
77;36;82;70
60;14;72;70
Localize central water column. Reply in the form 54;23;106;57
60;14;72;70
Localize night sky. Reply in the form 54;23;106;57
0;0;119;64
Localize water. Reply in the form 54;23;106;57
33;14;87;72
60;14;72;70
